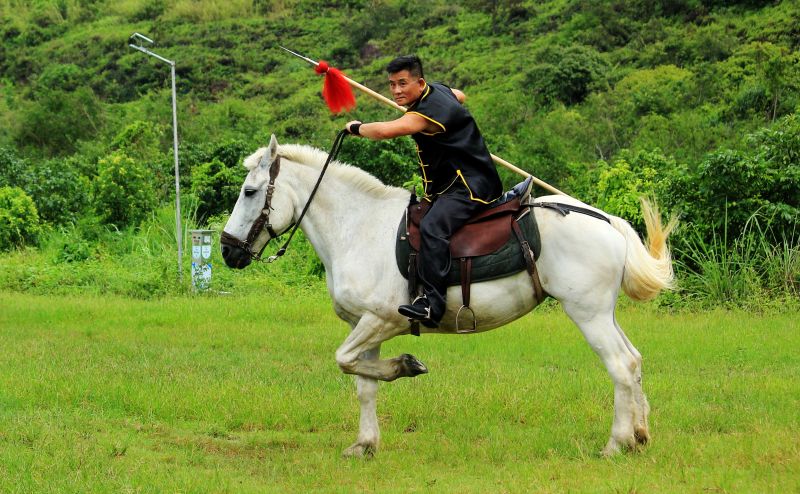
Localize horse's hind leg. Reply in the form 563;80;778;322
614;315;650;446
343;347;381;458
562;301;646;456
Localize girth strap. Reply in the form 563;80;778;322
532;202;611;224
512;217;545;304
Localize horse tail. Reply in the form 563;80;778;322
609;198;678;302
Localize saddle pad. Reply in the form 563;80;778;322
395;207;541;286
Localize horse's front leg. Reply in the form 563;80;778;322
336;314;427;458
335;313;428;382
343;347;381;458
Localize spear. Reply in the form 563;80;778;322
279;45;567;196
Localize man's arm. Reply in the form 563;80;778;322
451;88;466;104
346;112;433;140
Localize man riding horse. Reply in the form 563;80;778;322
345;55;503;328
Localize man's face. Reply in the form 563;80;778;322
388;70;425;106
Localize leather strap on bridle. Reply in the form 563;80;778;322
265;129;347;262
220;151;283;260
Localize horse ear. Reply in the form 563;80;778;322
267;134;279;160
256;134;280;169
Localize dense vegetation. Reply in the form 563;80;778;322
0;0;797;307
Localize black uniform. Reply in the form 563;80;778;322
407;82;503;322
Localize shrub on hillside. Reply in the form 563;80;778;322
614;65;695;117
190;157;246;223
0;186;42;251
574;149;664;231
660;113;800;245
21;158;90;226
0;148;88;225
184;139;250;222
92;153;157;228
524;45;608;106
0;146;30;187
14;87;104;156
338;137;417;188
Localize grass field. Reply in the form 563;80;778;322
0;291;797;493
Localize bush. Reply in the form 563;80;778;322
524;45;608;106
21;157;90;225
0;146;30;187
185;139;250;222
14;87;104;156
190;157;246;223
662;114;800;245
33;63;84;94
0;186;42;251
613;65;695;117
92;153;158;228
111;120;166;163
571;149;667;230
0;148;90;225
338;136;417;187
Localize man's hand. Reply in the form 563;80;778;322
345;120;362;136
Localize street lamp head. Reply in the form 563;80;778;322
129;32;154;47
128;33;174;66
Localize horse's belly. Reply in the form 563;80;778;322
432;271;539;333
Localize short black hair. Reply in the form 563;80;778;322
386;55;424;79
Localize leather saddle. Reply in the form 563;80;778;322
396;177;545;333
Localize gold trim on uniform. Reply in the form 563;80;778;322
406;111;446;135
456;169;500;204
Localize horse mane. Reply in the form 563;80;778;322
268;143;408;201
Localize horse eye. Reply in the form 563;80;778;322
244;187;258;197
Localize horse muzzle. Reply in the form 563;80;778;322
220;232;253;269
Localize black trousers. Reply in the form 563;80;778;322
418;184;491;322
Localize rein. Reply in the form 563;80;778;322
221;130;349;263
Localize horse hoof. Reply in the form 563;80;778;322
634;427;650;445
342;442;376;459
601;438;622;457
400;353;428;377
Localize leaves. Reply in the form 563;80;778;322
92;153;157;228
0;186;42;251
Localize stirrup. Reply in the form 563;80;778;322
455;305;477;333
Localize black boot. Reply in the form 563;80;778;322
398;296;439;328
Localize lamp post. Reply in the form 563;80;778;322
128;33;183;283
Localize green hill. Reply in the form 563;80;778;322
0;0;797;303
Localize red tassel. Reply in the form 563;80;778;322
314;60;356;114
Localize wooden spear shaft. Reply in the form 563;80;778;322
279;46;567;196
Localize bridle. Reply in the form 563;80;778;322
220;130;348;263
219;148;285;262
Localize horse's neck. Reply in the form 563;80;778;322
285;163;406;271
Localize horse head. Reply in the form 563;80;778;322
221;134;296;269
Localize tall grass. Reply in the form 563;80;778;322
1;201;796;310
0;204;324;299
674;209;800;309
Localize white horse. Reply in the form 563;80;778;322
221;134;676;458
